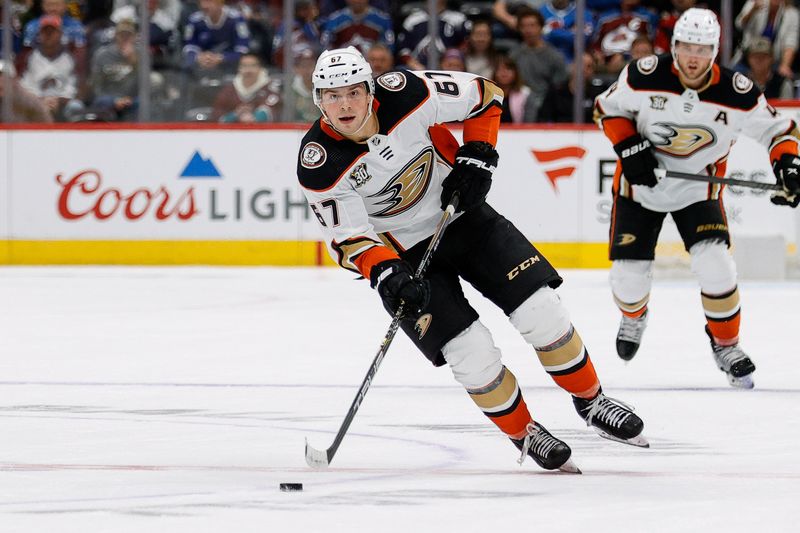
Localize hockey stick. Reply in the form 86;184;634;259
305;193;460;468
654;168;783;191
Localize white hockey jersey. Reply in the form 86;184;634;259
594;54;799;212
297;70;503;276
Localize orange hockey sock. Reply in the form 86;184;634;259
535;325;601;399
467;366;533;440
702;287;741;345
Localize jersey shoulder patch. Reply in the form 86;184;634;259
297;121;367;192
625;54;682;94
700;67;760;110
635;55;659;75
374;70;430;132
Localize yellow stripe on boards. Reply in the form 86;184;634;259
0;241;613;268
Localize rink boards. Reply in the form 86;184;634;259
0;121;797;266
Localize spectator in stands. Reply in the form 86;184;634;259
320;0;393;54
493;54;538;123
735;0;799;78
366;42;394;77
19;0;87;82
318;0;390;19
510;8;567;116
537;52;609;123
494;0;547;36
464;19;498;79
540;0;596;62
592;0;658;75
291;48;320;122
653;0;696;55
109;0;180;67
630;34;655;60
271;0;322;67
88;18;140;121
396;0;470;70
228;0;274;65
183;0;250;74
439;47;466;71
743;36;794;99
18;15;85;121
0;60;54;123
211;53;280;122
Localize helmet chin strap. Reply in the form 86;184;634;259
320;94;375;139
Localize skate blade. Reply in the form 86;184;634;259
594;428;650;448
558;458;582;474
727;373;754;389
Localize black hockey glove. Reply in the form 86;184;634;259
614;134;659;188
770;153;800;208
370;259;430;319
441;141;498;213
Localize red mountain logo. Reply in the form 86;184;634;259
531;146;587;192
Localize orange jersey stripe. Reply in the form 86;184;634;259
600;117;638;145
463;106;501;146
429;124;459;165
769;139;799;162
353;245;401;280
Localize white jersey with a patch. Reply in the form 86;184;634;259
594;54;798;212
297;70;502;273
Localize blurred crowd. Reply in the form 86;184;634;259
0;0;797;123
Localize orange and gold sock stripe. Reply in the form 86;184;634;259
467;366;532;440
535;325;601;399
614;294;649;318
703;287;741;344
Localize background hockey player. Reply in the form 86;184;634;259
297;46;647;472
594;8;800;389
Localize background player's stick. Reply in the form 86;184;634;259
305;193;461;468
654;168;783;191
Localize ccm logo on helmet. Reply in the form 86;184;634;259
455;156;496;172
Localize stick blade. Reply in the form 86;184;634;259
305;438;331;469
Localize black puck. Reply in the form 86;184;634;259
279;483;303;492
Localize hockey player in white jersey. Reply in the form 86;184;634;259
594;8;800;388
298;47;648;471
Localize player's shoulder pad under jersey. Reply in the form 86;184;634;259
297;120;367;192
625;54;682;93
698;67;760;110
374;71;430;131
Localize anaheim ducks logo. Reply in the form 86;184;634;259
414;313;432;339
368;147;434;217
616;233;637;246
650;122;716;157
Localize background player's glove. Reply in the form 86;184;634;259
370;259;430;318
770;153;800;208
614;134;659;187
441;141;498;213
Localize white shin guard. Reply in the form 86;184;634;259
441;320;503;390
610;260;653;308
509;287;571;347
690;239;737;295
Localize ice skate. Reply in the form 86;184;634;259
511;422;580;473
616;310;648;361
573;390;649;447
706;326;755;389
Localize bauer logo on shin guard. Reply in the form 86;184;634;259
507;256;541;280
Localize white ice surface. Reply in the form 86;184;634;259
0;267;798;532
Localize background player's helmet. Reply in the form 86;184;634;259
671;8;720;63
312;46;375;107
